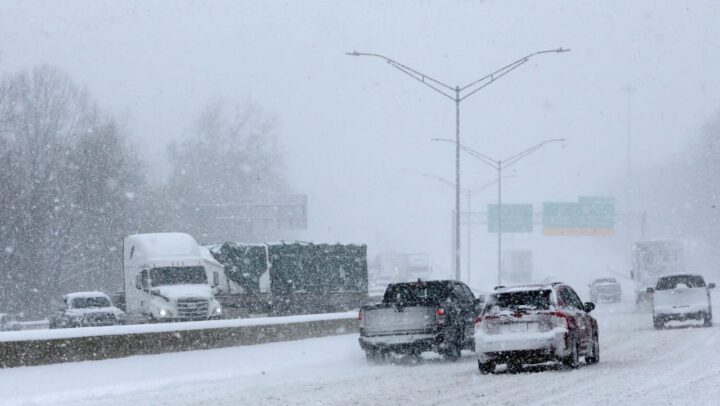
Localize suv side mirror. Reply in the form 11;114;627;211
584;302;595;313
709;282;716;289
647;287;655;294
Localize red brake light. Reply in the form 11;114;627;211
436;308;445;316
474;316;482;325
358;310;364;321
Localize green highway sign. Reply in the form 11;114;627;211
542;196;615;236
487;204;533;233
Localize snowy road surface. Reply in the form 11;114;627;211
1;302;718;405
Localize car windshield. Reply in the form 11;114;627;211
484;289;553;313
656;275;706;290
594;278;617;284
72;296;111;308
150;266;207;287
383;282;450;305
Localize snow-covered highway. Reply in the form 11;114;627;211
1;302;718;405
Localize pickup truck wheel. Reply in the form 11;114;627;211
478;360;495;374
365;349;384;363
440;334;462;362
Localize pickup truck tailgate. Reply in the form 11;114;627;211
363;306;436;335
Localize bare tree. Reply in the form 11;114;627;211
164;100;289;243
0;66;145;316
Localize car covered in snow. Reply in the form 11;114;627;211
49;291;127;328
0;313;22;331
648;274;715;329
358;280;480;361
588;277;622;303
475;282;599;374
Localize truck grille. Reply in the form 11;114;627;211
177;298;209;319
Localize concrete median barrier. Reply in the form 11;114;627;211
0;316;357;368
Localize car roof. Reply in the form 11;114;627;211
65;291;110;300
493;283;560;293
658;273;703;279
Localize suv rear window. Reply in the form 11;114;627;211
383;282;450;305
656;275;705;290
484;289;552;313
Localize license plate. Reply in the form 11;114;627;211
509;323;527;332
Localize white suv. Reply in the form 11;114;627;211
648;274;715;329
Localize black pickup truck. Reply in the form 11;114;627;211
358;280;480;361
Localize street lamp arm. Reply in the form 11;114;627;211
346;51;456;99
502;138;566;168
468;175;516;195
422;173;456;189
431;138;498;169
458;48;570;100
459;144;500;170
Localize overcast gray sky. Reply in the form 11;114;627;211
2;0;719;288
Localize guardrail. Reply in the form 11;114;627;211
0;312;358;368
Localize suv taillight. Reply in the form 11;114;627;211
358;310;364;327
549;311;571;329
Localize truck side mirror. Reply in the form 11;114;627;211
213;272;220;288
135;274;142;290
646;287;655;294
584;302;595;313
709;282;716;289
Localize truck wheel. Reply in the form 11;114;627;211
562;338;580;369
653;316;664;330
585;334;600;365
703;311;713;327
441;333;462;362
478;360;495;374
365;349;384;363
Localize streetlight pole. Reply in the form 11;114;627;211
347;48;570;281
432;138;565;284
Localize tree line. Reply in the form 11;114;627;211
0;65;289;317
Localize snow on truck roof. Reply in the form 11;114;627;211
125;233;201;258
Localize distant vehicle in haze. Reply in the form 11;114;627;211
501;250;533;284
368;252;433;295
0;313;21;331
49;291;126;329
631;241;684;307
589;277;622;303
358;280;480;362
647;274;715;329
475;282;599;374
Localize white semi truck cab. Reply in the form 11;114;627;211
123;233;223;323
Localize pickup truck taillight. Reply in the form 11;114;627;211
436;307;446;325
358;310;364;327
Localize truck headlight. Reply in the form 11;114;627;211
215;307;222;314
159;309;169;317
